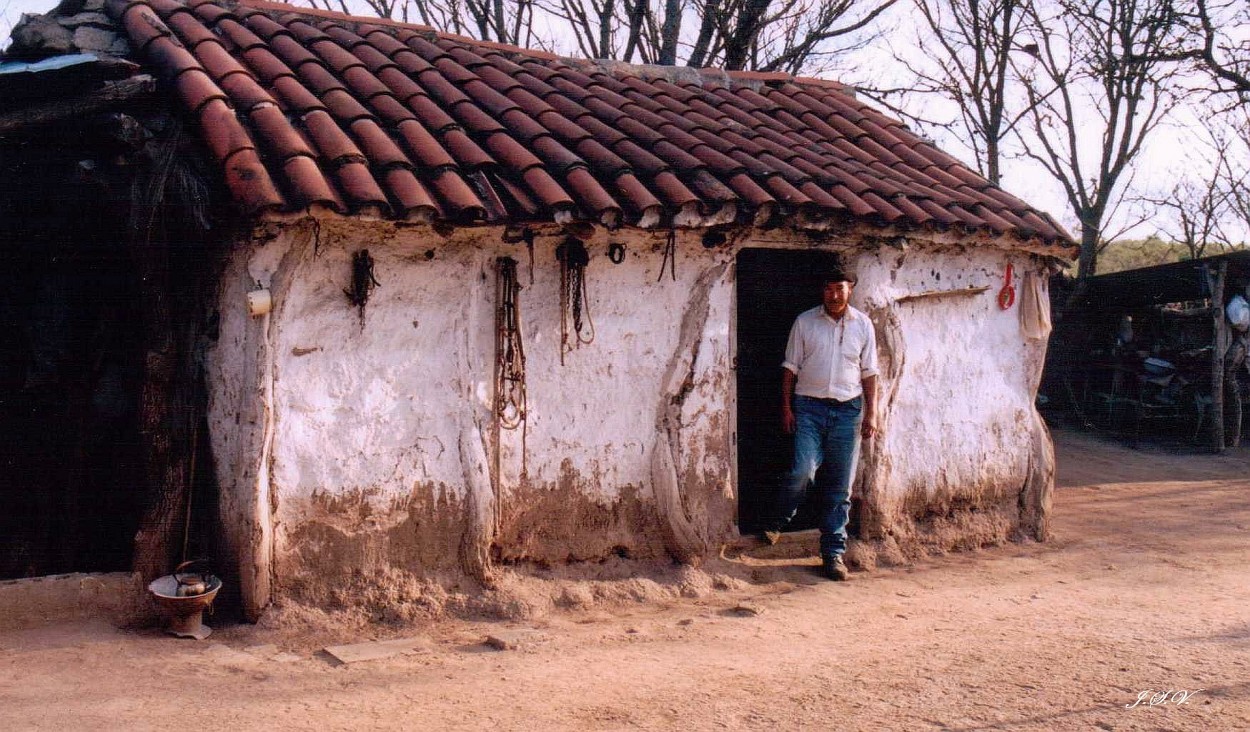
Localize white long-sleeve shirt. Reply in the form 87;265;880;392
782;305;879;401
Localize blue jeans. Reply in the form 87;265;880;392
773;394;862;558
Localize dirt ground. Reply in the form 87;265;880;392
2;428;1249;731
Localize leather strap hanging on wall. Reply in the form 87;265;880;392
494;257;527;430
657;229;677;282
344;249;379;325
556;237;595;365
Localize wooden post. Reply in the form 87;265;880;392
1211;261;1228;453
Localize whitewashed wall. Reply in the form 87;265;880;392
206;219;1054;614
847;246;1052;563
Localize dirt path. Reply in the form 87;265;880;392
3;429;1249;731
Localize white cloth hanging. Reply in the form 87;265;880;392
1019;270;1052;340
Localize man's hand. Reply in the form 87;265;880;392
861;413;877;439
782;405;796;434
860;374;878;440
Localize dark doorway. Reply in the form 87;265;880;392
735;248;846;533
0;212;148;579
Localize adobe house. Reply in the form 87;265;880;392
0;0;1073;621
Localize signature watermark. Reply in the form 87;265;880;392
1126;689;1204;708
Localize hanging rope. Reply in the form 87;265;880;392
524;228;536;285
658;229;677;282
556;237;595;365
495;257;527;430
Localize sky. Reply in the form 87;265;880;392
1;0;54;35
1;0;1242;249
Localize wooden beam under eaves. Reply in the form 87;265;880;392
0;74;157;138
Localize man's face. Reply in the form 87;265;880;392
822;280;852;317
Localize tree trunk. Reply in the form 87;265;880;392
1076;224;1099;280
622;0;647;62
723;0;770;70
657;0;682;65
599;0;614;58
687;0;720;68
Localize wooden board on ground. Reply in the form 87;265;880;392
324;637;429;664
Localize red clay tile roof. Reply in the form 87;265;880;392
100;0;1073;250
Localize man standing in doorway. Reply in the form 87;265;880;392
764;268;878;581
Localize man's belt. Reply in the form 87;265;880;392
797;394;861;405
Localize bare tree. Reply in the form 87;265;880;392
1146;176;1232;260
890;0;1036;185
1141;114;1248;258
1017;0;1186;279
684;0;898;72
306;0;540;46
1;1;13;48
1219;112;1250;241
1161;1;1250;99
303;0;896;74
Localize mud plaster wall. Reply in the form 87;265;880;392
206;219;1054;608
207;220;739;605
847;244;1053;561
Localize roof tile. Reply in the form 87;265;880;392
483;132;541;171
332;161;390;213
481;171;533;216
451;100;504;135
427;169;485;219
915;198;961;226
280;154;344;211
174;68;226;111
498;108;548;143
322;88;372;122
195;39;250;79
565;167;620;219
321;25;366;49
348;43;396;73
269;32;319;68
312;40;366;75
146;0;192;17
239;11;288;40
341;66;391;100
439;129;493;168
121;5;172;52
219;71;276;111
349;118;409;169
285;19;330;44
189;1;230;26
199;98;255;162
103;0;1071;248
611;173;661;217
146;35;201;78
301;108;364;163
650;171;699;209
223;148;285;213
296;62;346;95
394;119;454;168
367;94;414;124
271;74;325;113
165;10;218;48
241;47;294;82
827;185;875;217
214;18;266;51
247;102;314;159
381;167;437;220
